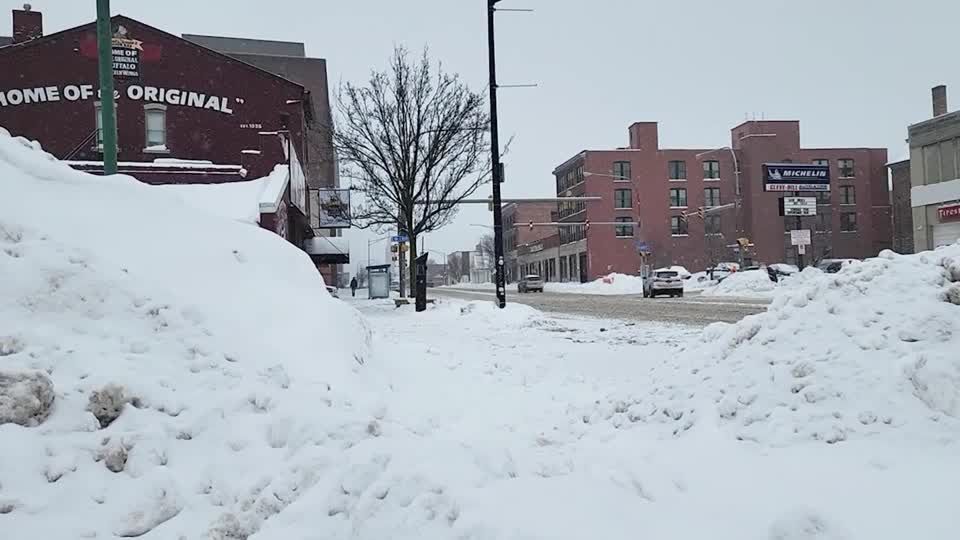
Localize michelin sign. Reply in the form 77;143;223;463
763;163;831;192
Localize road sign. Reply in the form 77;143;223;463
780;196;817;216
763;163;830;192
391;235;408;243
790;229;811;246
635;240;651;254
798;244;807;255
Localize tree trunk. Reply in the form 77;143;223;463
407;234;418;298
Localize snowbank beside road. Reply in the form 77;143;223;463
548;273;646;295
700;269;777;297
585;245;960;446
0;128;376;539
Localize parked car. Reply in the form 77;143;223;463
325;285;340;299
816;259;858;274
643;269;684;298
517;274;544;293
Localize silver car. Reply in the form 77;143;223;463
517;274;544;293
643;270;684;298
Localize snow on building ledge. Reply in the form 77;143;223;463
303;236;349;264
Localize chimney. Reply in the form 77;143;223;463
12;4;42;43
932;85;948;117
627;122;659;151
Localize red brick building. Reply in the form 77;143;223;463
553;120;891;281
0;7;346;284
502;201;556;281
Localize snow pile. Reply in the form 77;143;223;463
582;246;960;446
0;128;379;539
548;273;646;295
701;269;777;297
155;164;289;225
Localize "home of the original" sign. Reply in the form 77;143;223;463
0;84;235;114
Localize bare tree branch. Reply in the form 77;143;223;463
334;46;492;296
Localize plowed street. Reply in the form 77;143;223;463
430;288;769;326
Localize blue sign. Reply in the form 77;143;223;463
635;240;651;254
391;235;408;243
763;163;830;192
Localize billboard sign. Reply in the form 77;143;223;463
763;163;830;192
316;189;351;228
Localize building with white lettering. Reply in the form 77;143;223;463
0;6;347;283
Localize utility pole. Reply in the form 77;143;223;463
96;0;118;175
487;0;507;308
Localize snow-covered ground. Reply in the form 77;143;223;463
4;125;960;539
0;128;379;539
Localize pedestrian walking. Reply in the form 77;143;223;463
350;277;358;297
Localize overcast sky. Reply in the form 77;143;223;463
8;0;960;272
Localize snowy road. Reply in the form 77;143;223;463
430;288;769;325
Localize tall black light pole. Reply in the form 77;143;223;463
487;0;507;308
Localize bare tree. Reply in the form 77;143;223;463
335;46;491;296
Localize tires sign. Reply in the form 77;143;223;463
938;203;960;223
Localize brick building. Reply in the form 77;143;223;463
502;201;555;282
888;157;914;254
552;120;891;281
0;6;346;283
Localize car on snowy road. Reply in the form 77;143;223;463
517;274;544;293
643;269;684;298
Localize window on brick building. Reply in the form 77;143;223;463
816;191;831;204
144;105;167;149
612;161;631;181
93;101;118;151
614;217;634;237
614;188;632;209
671;216;688;236
703;160;720;179
840;212;857;232
668;160;687;180
705;215;721;235
838;159;855;178
840;185;856;205
812;159;829;167
669;188;687;208
704;187;721;207
816;212;831;232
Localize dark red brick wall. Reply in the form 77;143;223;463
888;160;914;254
0;16;307;181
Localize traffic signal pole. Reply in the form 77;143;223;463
96;0;117;175
487;0;507;308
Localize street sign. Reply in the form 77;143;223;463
798;244;807;255
790;229;811;246
635;240;651;254
780;196;817;216
763;163;830;192
391;235;408;243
